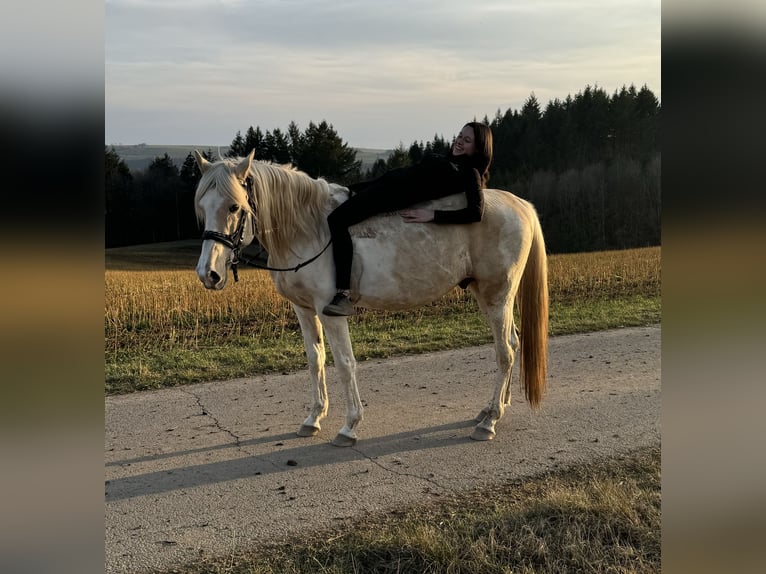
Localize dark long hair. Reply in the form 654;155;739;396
465;122;493;187
447;122;492;187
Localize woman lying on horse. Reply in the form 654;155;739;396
323;122;494;316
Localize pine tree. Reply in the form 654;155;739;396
178;153;203;238
105;147;134;247
429;133;450;156
227;131;246;157
138;154;182;242
408;141;424;164
105;146;133;210
244;126;265;158
180;152;201;186
386;143;411;170
518;93;544;177
263;128;292;164
287;121;303;164
635;84;660;157
293;120;361;184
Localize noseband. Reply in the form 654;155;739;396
201;174;333;281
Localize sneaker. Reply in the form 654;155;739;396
322;292;355;316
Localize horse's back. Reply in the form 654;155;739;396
350;189;535;309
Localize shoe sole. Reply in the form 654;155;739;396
322;305;354;317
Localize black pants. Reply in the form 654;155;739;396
328;168;421;290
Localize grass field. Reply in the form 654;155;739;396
105;243;660;394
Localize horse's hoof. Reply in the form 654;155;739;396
297;425;320;437
332;434;357;447
474;409;490;423
470;427;496;441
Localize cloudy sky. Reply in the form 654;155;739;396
105;0;661;149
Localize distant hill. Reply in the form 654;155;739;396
108;144;392;173
354;148;393;171
108;144;229;172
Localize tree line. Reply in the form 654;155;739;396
105;83;660;253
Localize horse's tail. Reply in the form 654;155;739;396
518;206;549;408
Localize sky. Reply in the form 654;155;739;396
105;0;661;150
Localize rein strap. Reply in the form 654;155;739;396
238;239;333;273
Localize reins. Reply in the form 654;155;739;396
201;175;332;281
237;239;333;274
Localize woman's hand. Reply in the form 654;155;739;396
399;209;434;223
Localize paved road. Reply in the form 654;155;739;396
105;326;661;573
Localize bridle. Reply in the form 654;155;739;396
200;176;257;282
201;175;332;281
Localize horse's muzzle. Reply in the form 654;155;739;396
198;265;227;290
205;270;225;289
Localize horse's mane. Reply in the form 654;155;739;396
249;161;331;260
195;157;331;261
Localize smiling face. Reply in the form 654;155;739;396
452;125;476;157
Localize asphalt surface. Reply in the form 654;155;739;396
105;325;661;573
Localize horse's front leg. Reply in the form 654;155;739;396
320;316;362;447
292;305;328;437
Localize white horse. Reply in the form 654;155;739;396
193;150;549;446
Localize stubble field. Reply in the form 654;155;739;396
105;243;660;395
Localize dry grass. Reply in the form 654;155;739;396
105;269;295;353
106;246;660;353
166;445;660;574
548;247;660;302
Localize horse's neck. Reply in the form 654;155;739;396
258;173;333;263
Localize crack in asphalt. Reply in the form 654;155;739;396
181;391;286;473
351;446;449;493
182;390;242;448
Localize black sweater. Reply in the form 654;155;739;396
424;154;484;224
349;153;484;224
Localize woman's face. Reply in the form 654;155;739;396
452;125;477;157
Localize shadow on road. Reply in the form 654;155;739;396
106;419;477;502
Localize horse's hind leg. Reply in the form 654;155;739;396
475;321;518;421
471;287;517;441
293;305;329;437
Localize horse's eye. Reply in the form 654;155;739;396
229;204;240;213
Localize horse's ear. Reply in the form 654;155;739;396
234;149;255;179
194;150;211;174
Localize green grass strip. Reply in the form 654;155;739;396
105;295;659;395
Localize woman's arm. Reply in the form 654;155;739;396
400;162;484;224
431;167;484;224
400;208;434;222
